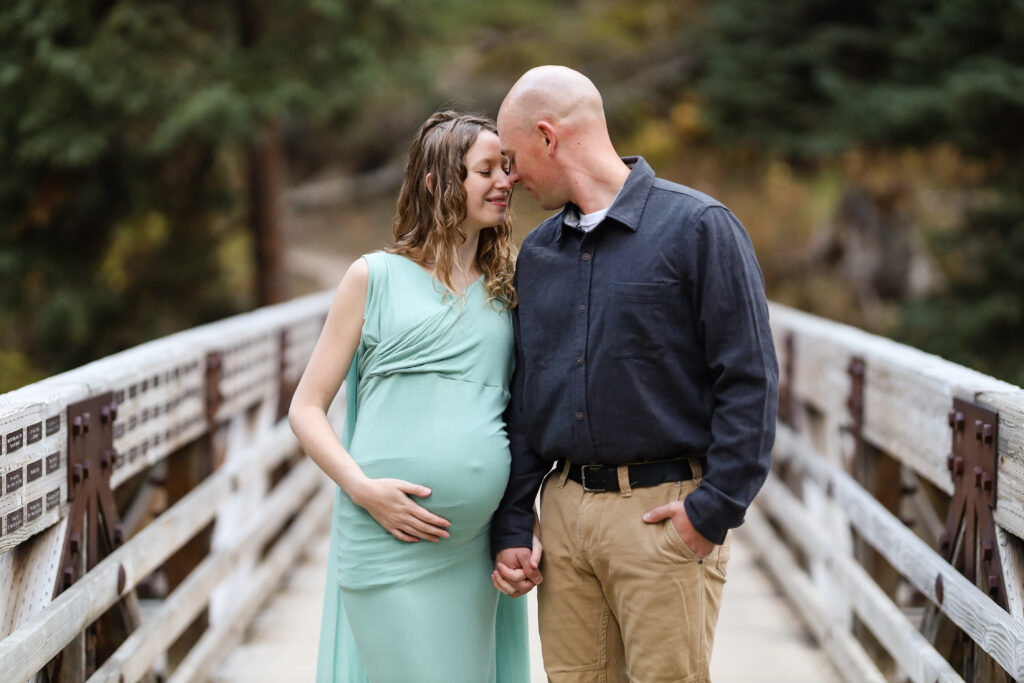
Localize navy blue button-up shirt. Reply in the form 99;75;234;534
492;157;778;551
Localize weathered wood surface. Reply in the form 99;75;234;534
86;458;325;683
769;303;1024;541
737;506;885;683
0;291;332;557
758;477;962;682
0;422;303;682
167;483;333;683
773;425;1024;678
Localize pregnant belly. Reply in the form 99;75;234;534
347;378;511;540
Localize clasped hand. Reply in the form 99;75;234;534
351;477;451;543
492;523;544;598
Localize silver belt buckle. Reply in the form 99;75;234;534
580;464;602;492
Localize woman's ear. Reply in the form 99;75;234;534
425;172;435;195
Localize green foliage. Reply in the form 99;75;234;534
0;0;447;392
698;0;1024;384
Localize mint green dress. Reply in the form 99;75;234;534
316;251;530;683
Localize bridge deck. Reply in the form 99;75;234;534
212;522;840;682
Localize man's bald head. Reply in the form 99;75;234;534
498;66;627;212
498;65;606;134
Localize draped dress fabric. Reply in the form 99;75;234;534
316;251;530;683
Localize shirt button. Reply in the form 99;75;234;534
582;252;591;261
576;412;584;421
578;304;586;312
576;357;583;366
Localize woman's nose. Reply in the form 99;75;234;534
496;171;512;189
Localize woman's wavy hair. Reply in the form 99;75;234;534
387;110;517;308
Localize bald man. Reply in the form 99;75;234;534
490;66;778;682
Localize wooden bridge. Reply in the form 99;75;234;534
1;290;1023;682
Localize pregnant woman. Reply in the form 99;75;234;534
289;111;531;682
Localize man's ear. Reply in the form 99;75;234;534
425;172;435;195
537;121;557;156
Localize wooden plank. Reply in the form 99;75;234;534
757;479;963;682
0;519;66;640
0;290;333;555
769;303;1024;502
0;422;302;682
738;506;886;683
774;425;1024;677
163;438;216;669
86;460;325;683
165;483;334;683
977;390;1024;541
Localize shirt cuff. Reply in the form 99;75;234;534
683;483;744;545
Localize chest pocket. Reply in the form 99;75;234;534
608;282;670;360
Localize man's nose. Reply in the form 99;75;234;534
508;168;521;185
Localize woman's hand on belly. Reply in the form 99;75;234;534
349;476;453;543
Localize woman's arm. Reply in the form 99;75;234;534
288;258;451;542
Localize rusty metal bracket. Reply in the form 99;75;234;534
57;393;124;597
205;351;224;427
51;393;133;677
845;356;866;474
777;332;796;426
276;328;298;421
939;398;1007;609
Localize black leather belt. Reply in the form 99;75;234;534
561;457;704;493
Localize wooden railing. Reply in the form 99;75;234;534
0;291;339;682
3;294;1023;682
744;303;1024;682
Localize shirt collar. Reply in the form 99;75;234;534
558;156;654;240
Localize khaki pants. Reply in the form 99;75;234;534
537;464;730;683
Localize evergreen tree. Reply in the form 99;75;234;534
0;0;444;390
698;0;1024;383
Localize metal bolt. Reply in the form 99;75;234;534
70;532;81;555
101;405;111;424
982;471;992;491
975;420;984;440
947;409;956;427
113;525;124;546
82;461;90;480
63;567;73;590
955;411;965;430
988;575;1000;598
72;464;83;484
983;423;993;444
946;453;955;472
974;466;983;487
82;412;90;433
939;532;951;553
983;540;993;562
72;416;83;436
953;456;964;474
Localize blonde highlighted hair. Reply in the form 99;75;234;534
387;111;517;308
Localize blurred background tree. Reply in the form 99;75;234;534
696;0;1024;383
0;0;443;387
3;0;1022;390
